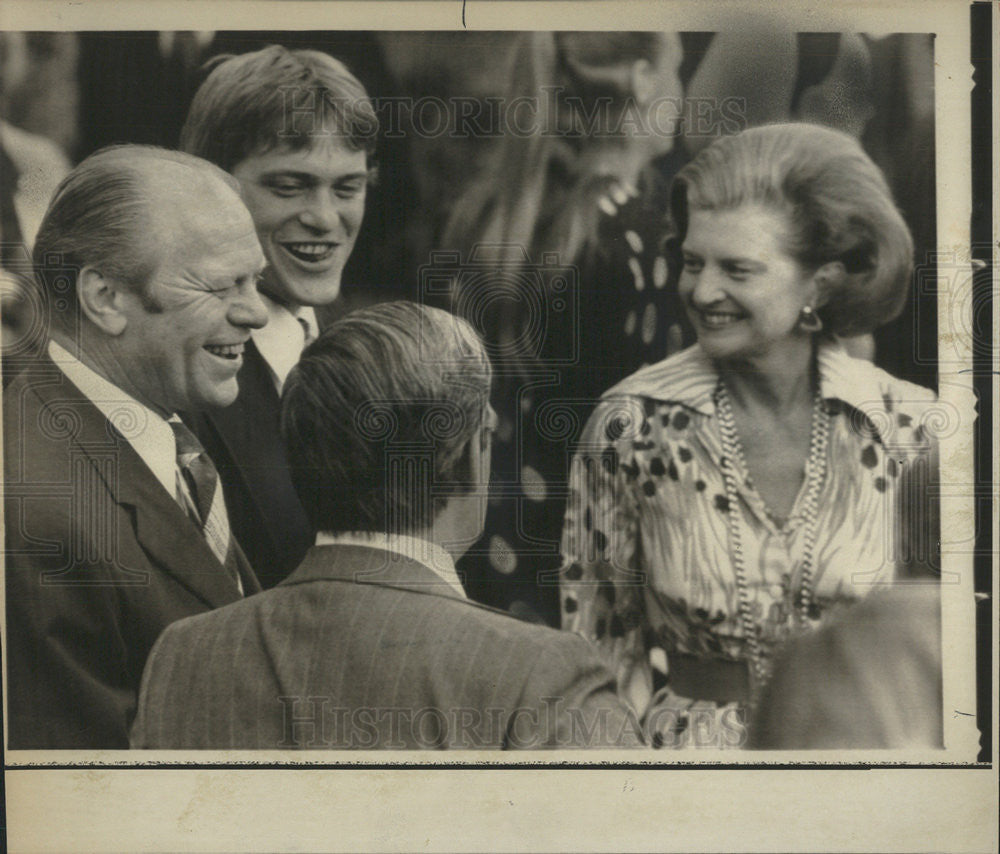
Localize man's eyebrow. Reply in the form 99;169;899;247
258;170;317;182
338;170;374;182
258;169;371;182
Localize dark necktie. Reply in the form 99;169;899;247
169;418;242;593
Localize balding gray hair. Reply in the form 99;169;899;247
32;145;241;330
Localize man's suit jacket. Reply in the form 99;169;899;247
131;544;644;749
2;361;260;749
183;339;313;590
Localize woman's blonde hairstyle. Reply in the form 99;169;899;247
668;122;914;336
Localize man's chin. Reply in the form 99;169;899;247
196;384;241;411
264;268;344;309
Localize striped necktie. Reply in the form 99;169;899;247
169;419;243;594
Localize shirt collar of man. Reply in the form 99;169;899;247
47;338;178;499
314;530;466;598
251;291;319;393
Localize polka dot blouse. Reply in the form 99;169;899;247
559;340;938;722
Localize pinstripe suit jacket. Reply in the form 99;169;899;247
131;544;644;749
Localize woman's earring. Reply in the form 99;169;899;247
798;306;823;333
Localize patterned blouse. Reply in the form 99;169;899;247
560;340;937;745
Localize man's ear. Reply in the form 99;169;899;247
453;423;492;493
78;267;129;336
809;261;846;309
452;434;478;490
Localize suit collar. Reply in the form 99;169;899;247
47;338;178;498
314;532;465;597
282;544;470;604
21;355;253;606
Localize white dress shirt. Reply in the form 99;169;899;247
251;292;318;394
48;339;242;593
48;339;178;500
315;531;467;597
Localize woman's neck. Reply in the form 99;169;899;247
717;338;818;415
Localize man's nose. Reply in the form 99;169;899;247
297;190;340;233
230;281;270;329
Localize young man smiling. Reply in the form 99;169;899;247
179;45;378;588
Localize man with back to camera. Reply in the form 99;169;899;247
2;145;268;748
131;302;644;749
178;44;378;589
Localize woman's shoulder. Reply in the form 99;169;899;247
818;341;937;449
602;345;715;407
819;342;936;408
579;346;713;448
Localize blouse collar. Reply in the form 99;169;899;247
606;338;932;439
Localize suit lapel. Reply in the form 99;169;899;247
29;365;246;608
233;542;262;595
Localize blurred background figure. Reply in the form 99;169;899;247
751;443;942;749
372;31;522;305
442;31;686;382
1;32;72;384
749;585;942;749
439;32;687;624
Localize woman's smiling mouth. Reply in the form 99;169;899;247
696;309;745;329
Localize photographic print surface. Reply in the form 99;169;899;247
1;1;993;852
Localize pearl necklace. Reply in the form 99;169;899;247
714;378;830;701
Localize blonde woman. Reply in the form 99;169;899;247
560;123;937;747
